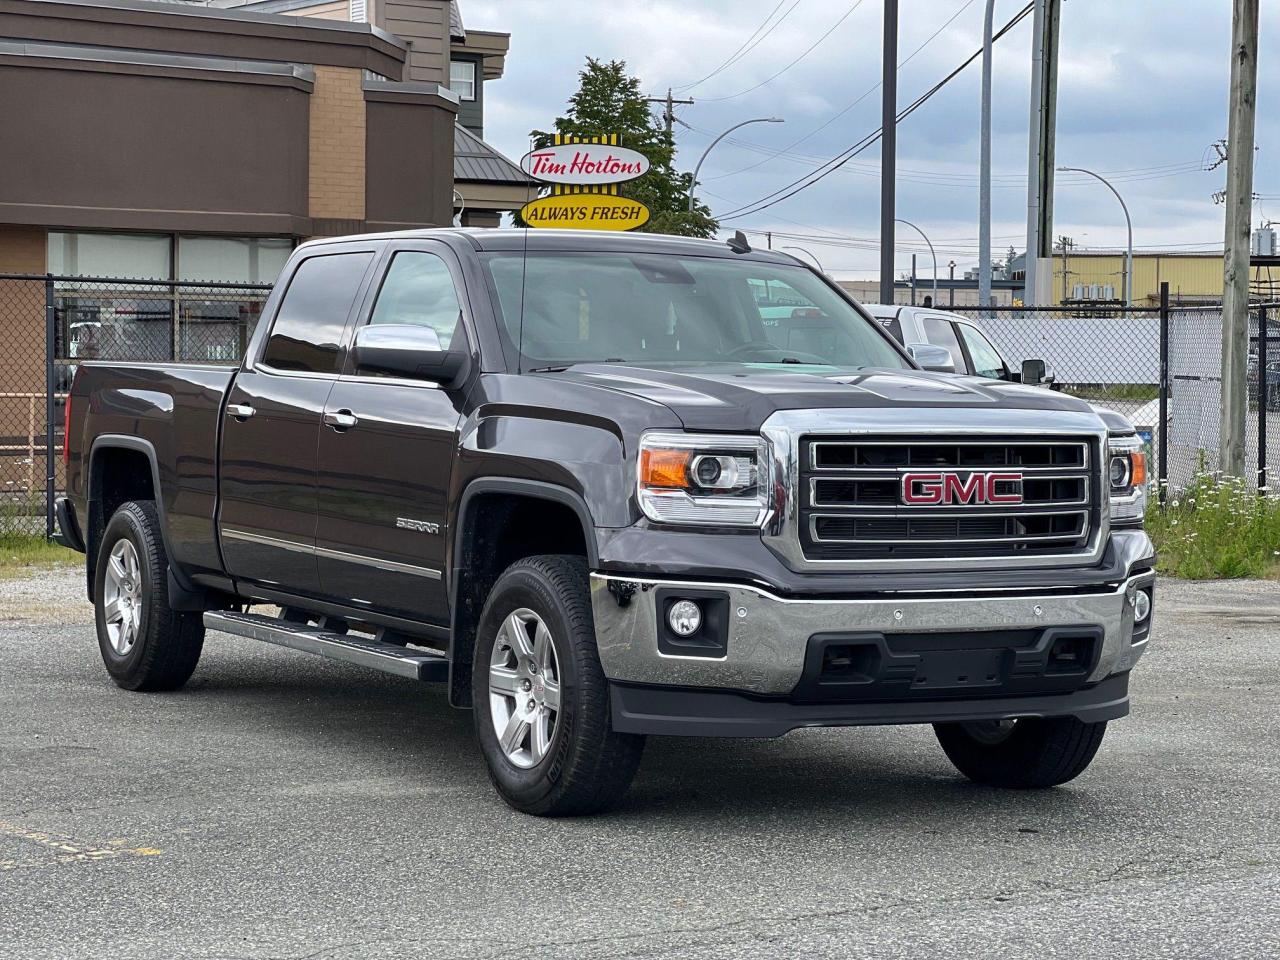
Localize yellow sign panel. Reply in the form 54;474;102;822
520;193;650;231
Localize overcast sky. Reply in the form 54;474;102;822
462;0;1277;280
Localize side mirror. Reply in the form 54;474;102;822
906;342;956;374
352;323;470;387
1020;357;1056;387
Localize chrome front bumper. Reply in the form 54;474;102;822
590;571;1154;696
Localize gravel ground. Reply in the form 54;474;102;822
1;568;1277;959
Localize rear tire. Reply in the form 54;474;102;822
933;716;1107;788
94;500;204;691
472;555;644;816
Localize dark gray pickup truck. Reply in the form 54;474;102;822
58;229;1155;816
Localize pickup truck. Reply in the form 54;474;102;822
58;229;1155;816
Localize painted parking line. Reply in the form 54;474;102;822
0;819;162;872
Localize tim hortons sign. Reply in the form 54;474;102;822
520;143;650;185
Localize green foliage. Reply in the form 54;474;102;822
527;58;718;239
1147;471;1280;579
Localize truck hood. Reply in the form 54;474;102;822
546;363;1099;432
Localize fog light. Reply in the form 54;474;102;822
1133;589;1151;623
667;599;702;637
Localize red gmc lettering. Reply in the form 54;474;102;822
901;472;1024;505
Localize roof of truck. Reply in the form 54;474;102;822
298;228;809;264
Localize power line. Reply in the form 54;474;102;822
698;0;869;102
705;0;979;180
671;0;800;93
718;2;1035;221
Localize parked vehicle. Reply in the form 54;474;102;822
57;230;1155;816
862;303;1056;386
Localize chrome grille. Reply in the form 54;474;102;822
799;437;1098;561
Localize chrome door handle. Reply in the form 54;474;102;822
226;403;255;420
323;410;359;430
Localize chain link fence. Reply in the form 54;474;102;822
0;274;271;537
2;271;1278;538
951;295;1280;497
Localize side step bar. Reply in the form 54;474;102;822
203;611;448;681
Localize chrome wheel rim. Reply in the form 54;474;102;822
103;538;143;656
962;719;1018;745
488;608;561;769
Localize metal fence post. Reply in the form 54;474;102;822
1259;302;1269;492
1158;282;1170;504
44;274;56;539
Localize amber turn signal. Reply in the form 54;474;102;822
1130;451;1147;486
640;447;691;489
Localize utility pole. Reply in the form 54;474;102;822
879;0;898;305
948;260;957;307
1220;0;1260;477
645;88;694;135
978;0;996;313
1057;235;1074;303
1023;0;1061;305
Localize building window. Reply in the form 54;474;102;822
177;236;292;285
450;60;476;101
49;231;170;280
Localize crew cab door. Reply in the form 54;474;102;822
217;249;376;595
313;242;471;624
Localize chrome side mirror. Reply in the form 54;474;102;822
352;323;470;387
1020;357;1056;386
906;342;956;374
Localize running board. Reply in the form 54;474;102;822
203;611;448;681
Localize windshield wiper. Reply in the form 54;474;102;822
527;358;627;373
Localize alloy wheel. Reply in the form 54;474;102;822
103;538;144;656
488;608;562;769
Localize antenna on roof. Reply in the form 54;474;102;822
726;230;752;254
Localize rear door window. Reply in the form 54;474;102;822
261;252;373;374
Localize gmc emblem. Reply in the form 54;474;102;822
901;471;1024;506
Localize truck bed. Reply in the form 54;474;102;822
68;361;236;581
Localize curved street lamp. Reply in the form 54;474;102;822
780;245;825;274
895;218;937;303
1058;166;1133;305
688;117;785;213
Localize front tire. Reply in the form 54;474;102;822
94;500;204;691
472;555;644;816
933;716;1107;788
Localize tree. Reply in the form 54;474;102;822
527;58;717;238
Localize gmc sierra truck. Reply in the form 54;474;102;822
58;229;1155;816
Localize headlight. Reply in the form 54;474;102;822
1108;434;1147;524
637;431;771;527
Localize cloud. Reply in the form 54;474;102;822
463;0;1278;277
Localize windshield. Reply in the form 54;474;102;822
482;252;911;372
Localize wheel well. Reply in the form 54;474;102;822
450;491;591;707
86;446;156;596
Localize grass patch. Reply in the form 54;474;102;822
0;534;79;579
1064;383;1159;404
1147;473;1280;579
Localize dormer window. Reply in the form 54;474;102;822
449;60;476;101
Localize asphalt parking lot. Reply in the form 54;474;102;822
2;568;1277;959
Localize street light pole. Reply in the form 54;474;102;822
780;245;825;274
1057;166;1133;305
978;0;996;311
895;218;937;303
688;118;784;213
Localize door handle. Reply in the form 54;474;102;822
226;403;255;420
323;409;359;431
